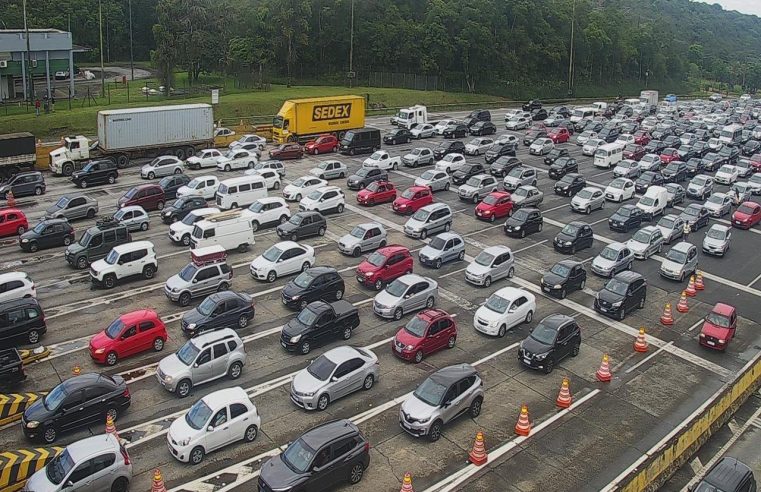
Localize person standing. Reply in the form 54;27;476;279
34;98;40;117
682;220;691;242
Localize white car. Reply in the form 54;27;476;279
245;168;281;190
307;160;348;180
747;173;761;195
242;197;290;231
529;138;554;155
168;207;220;245
575;131;598;146
298;186;346;214
714;165;739;185
216;149;258;171
495;134;519;146
616;134;636;145
434;119;457;135
141;155;184;179
434;153;466;174
167;387;260;464
0;272;35;303
282;176;328;201
250;241;315;282
90;241;157;289
582;138;605;156
410;123;436;139
186;149;224;169
703;192;732;217
230;134;267;150
415;170;451;192
571;187;605;214
473;287;536;337
362;151;401;170
604;178;636;202
506;117;530;130
464;137;495;156
177;176;220;200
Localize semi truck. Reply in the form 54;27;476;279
391;105;428;129
49;104;215;176
0;132;36;182
272;95;366;144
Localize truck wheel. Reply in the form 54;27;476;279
174;148;186;160
63;163;74;176
116;155;129;168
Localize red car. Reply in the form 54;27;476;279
392;186;433;214
118;184;166;211
548;128;570;144
623;144;646;161
357;181;396;206
659;148;680;164
732;201;761;229
304;134;339;155
633;131;651;146
750;153;761;172
0;208;28;237
269;143;303;160
475;191;513;222
356;245;413;291
391;309;457;363
89;309;168;365
699;303;737;351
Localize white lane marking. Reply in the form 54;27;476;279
747;270;761;287
687;319;704;332
690;457;704;475
624;342;673;374
727;418;740;435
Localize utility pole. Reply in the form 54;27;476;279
22;0;34;101
99;0;105;96
348;0;354;88
567;0;576;97
128;0;134;81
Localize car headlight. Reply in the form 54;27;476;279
164;375;173;383
178;437;191;447
612;301;623;308
563;186;569;190
405;344;415;351
417;416;431;424
171;287;179;293
26;420;40;428
554;284;562;289
94;348;105;354
290;335;302;343
187;323;196;330
718;339;725;344
21;238;28;243
514;226;521;231
301;391;316;397
291;295;300;300
365;272;373;277
163;211;171;216
535;352;548;360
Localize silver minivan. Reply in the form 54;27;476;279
465;245;515;287
659;241;698;281
403;203;453;239
338;223;388;257
373;274;439;320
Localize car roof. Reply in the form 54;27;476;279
113;241;153;254
420;203;449;212
118;205;147;213
433;232;460;241
65;433;121;461
120;308;158;322
130;183;162;191
304;266;337;276
556;259;582;268
672;241;695;252
316;185;342;193
355;222;382;230
256;197;286;205
703;457;753;490
429;363;477;387
712;303;735;316
62;372;118;391
301;419;360;449
481;245;511;255
191;327;240;345
0;297;39;310
539;314;575;330
0;271;28;282
613;270;643;282
491;286;528;301
397;273;427;284
709;224;731;232
273;241;302;250
377;244;408;255
604;242;626;251
640;225;659;234
323;346;364;364
0;207;25;215
201;387;249;409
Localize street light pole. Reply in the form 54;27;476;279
348;0;354;88
99;0;105;96
567;0;576;97
128;0;134;81
22;0;34;102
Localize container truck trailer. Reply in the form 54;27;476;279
0;132;36;182
272;95;366;144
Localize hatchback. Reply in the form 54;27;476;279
403;203;453;239
591;242;634;277
571;187;605;214
181;291;255;336
112;205;150;232
392;310;457;363
393;186;433;214
159;173;191;200
18;218;74;252
465;245;514;287
276;211;327;242
594;271;647;320
415;170;451;192
356;245;413;291
473;287;535;337
0;271;35;303
89;310;168;365
540;260;586;299
161;196;208;224
504;208;543;237
282;267;345;310
702;224;731;257
304;134;339;155
0;171;45;198
356;180;397;205
626;226;664;259
554;173;586;197
608;204;644;232
118;184;166;211
458;174;499;203
699;303;737;351
0;297;46;346
732;201;761;229
418;232;466;269
141;155;184;179
553;221;594;254
373;274;438;320
548;157;578;179
657;214;686;244
518;314;581;374
693;457;756;492
338;223;387;257
660;241;698;281
475;191;513;222
0;208;28;237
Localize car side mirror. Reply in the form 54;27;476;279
508;308;516;314
404;294;411;299
64;481;75;489
331;376;339;382
193;363;199;368
442;400;451;408
207;426;214;432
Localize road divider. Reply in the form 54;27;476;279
0;392;47;426
18;346;50;365
0;445;64;491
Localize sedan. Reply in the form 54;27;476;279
309;160;348;180
473;287;535;337
89;310;168;365
540;260;587;298
464;137;495;156
216;148;257;171
554;173;586;197
269;143;303;160
613;160;641;179
250;241;315;282
410;123;436;139
732;201;761;229
604;178;636;202
415;170;451;192
608;204;644;232
703;193;733;218
571;187;605;214
282;176;328;201
626;226;665;259
141;156;184;179
373;274;438;320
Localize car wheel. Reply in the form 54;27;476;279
352;247;362;258
104;350;118;366
585;206;591;214
300;340;311;355
108;175;116;184
150;337;165;352
295;194;301;201
317;394;330;411
27;329;40;344
525;310;533;324
336;203;345;213
363;374;375;390
484;276;492;287
76;256;88;270
349;463;365;485
435;258;442;269
290;233;299;242
497;324;507;338
104;274;116;289
217;282;229;292
335;290;344;300
43;426;57;444
243;424;259;444
639;296;646;309
179;292;192;307
148;171;156;180
447;335;456;348
444;222;452;232
176;379;192;398
520;229;526;238
238;314;249;328
420;230;428;239
140;221;150;231
458;250;465;261
428;420;443;442
543;357;555;374
228;361;243;379
414;350;424;363
318;226;326;236
374;279;383;291
507;266;515;278
29;241;39;252
618;307;626;320
190;446;205;465
87;209;96;219
426;296;435;309
393;307;403;321
267;270;277;283
342;327;352;340
571;342;581;357
469;396;483;418
111;477;129;492
444;182;450;191
80;180;88;188
34;186;43;196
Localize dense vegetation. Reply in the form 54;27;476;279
5;0;761;98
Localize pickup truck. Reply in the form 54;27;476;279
0;349;26;387
280;300;360;355
363;150;401;171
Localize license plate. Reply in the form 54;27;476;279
707;341;715;346
599;306;608;312
356;276;364;283
523;358;531;365
395;345;402;353
542;286;550;292
282;297;287;305
281;341;287;348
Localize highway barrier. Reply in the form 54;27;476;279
0;393;46;427
18;346;50;365
0;446;64;491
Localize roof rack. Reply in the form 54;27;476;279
95;216;121;229
191;245;227;266
205;209;244;223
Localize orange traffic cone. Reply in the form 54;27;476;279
400;472;414;492
676;291;690;313
556;377;573;409
660;302;674;326
596;354;612;382
634;327;649;353
695;271;705;291
151;469;167;492
6;191;15;208
105;414;119;439
685;276;697;297
514;404;531;436
468;431;488;465
72;365;81;376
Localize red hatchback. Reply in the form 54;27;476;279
304;134;339;155
660;148;680;164
633;131;651;146
356;245;413;291
732;201;761;229
548;128;570;144
89;309;168;365
118;184;166;211
357;181;396;206
699;303;737;351
623;144;646;161
0;208;28;237
391;309;457;363
475;191;513;222
749;153;761;172
269;143;303;160
392;186;433;215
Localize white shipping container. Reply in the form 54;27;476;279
97;104;214;151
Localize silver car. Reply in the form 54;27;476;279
571;187;605;214
112;205;150;232
309;160;348;180
44;194;98;221
399;364;484;441
591;242;634;277
373;273;439;320
338;222;388;257
503;166;538;191
687;174;714;200
657;214;686;244
465;245;515;287
403;203;453;239
141;155;184;179
731;182;753;204
418;232;466;269
612;159;641;179
403;147;435;167
511;185;544;208
290;346;379;411
157;329;246;398
458;174;499;203
639;154;662;172
659;241;698;281
702;224;731;257
703;192;732;217
415;170;451;192
626;226;664;260
164;259;233;306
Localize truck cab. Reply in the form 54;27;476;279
392;105;428;129
49;136;92;176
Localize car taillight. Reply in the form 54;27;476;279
364;441;370;452
120;444;131;465
123;388;130;398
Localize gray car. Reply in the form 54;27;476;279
657;214;686;244
404;203;453;239
418;232;466;269
687;174;714;200
502;166;538;191
659;241;699;281
703;192;732;217
309;160;348;180
157;329;246;398
141;155;184;179
591;242;634;277
338;222;388;257
626;226;664;259
458;174;499;203
373;273;439;320
403;148;435;167
44;194;98;221
702;224;731;257
112;205;150;232
511;185;544;208
612;159;641;179
571;187;605;214
290;346;379;411
164;259;233;306
414;170;451;192
465;245;515;287
399;364;484;442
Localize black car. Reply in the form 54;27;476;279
0;171;46;199
451;163;485;185
484;142;517;164
280;300;360;354
597;127;620;143
523;130;548;146
742;139;760;156
541;260;586;299
692;141;710;158
161;196;208;224
504;208;543;238
443;123;469;139
677;146;696;162
159;174;192;200
608;204;644;232
19;218;75;253
383;128;412;145
259;419;370;492
718;145;740;164
522;100;542;112
531;108;548;121
554;173;586;197
282;267;345;310
277;211;327;241
651;128;673;141
548;157;578;180
433;140;466;160
544;148;569;165
701;153;726;172
695;457;757;492
489;156;521;177
22;373;130;443
346;168;388;190
663;135;682;149
553;221;593;254
581;121;604;133
469;121;497;136
70;159;118;188
644;140;666;154
685;157;705;177
518;314;580;374
635;171;665;194
552;105;570;118
661;161;688;183
593;271;647;320
464;109;491;127
0;298;46;346
180;291;255;337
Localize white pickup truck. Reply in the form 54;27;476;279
362;150;401;171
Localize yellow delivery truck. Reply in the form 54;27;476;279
272;95;366;143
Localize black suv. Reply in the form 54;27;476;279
518;314;581;374
259;419;370;491
433;140;466;160
161;196;208;224
443;123;469;138
593;271;647;320
554;173;586;197
548;157;578;180
484;143;517;165
70;159;118;188
64;217;132;269
0;171;45;199
685;158;705;177
662;161;688;183
695;457;757;492
282;267;346;310
488;156;521;177
159;174;192;200
544;148;570;165
383;128;412;145
277;211;327;241
608;205;644;232
540;260;586;299
464;109;491;127
0;298;46;346
451;163;485;185
22;372;130;443
19;218;75;253
504;208;543;238
553;221;593;254
469;121;497;136
180;291;256;337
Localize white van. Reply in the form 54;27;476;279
719;124;743;146
190;209;255;252
594;143;624;169
215;175;267;210
570;107;595;125
636;185;669;219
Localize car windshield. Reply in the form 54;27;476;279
43;383;68;410
706;228;727;240
385;279;409;297
292;178;307;187
262;246;283;263
428;237;446;251
707;195;724;205
640;197;655;206
485;294;510;314
288;215;303;225
355;168;370;177
307;190;322;201
558;175;575;185
159;176;174;187
420;170;436;180
693;176;708;186
577;189;594;199
468;176;485;187
187;178;201;189
293;271;315;289
185;399;212;430
599;246;620;261
32;222;47;234
307;355;336;381
248;201;265;213
666;248;688;264
632;230;652;243
282;438;316;474
617;207;633;217
297;307;319;326
176;341;200;366
683;206;701;217
530;323;557;345
609;179;626;189
706;311;731;328
604;278;630;296
475;251;495;267
404;316;429;337
413;377;448;406
178;263;198;282
78;230;93;246
104;249;119;265
561;224;580;235
412;209;430;221
46;450;74;485
401;189;417;199
365;181;381;192
550;263;571;277
55;196;70;209
738;204;755;215
513;209;530;221
365;251;386;267
482;194;499;205
197;296;217;316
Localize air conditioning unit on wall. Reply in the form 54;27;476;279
0;61;7;68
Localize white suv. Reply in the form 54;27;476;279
167;386;261;464
299;186;346;214
242;197;291;232
90;241;158;289
0;272;35;303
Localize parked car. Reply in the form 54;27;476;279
608;204;644;232
89;309;167;365
434;153;467;174
159;173;192;200
176;176;220;200
704;192;733;218
418;232;465;269
89;240;157;289
442;123;469;138
65;218;131;270
282;176;328;202
304;134;339;154
635;171;665;194
44;194;98;221
660;241;699;281
604;178;636;203
356;245;413;291
18;218;74;252
732;201;761;229
699;304;738;351
661;161;688;183
503;166;538;191
0;171;45;198
415;170;451;192
504;208;543;238
594;270;647;320
282;267;346;310
571;187;605;214
475;191;513;222
299;186;345;215
403;203;452;239
469;121;497;136
433;140;466;160
356;180;397;205
373;273;438;320
553;221;593;254
489;156;522;177
280;300;360;354
161;196;207;224
591;242;634;277
346;168;387;190
242;197;290;232
216;148;258;171
656;214;686;244
518;314;581;373
464;138;494;156
392;309;457;363
540;260;586;299
402;148;435;168
250;241;315;282
465;245;514;287
383;128;412;145
269;143;303;160
181;291;255;337
511;185;543;208
164;252;233;307
715;164;740;185
484;142;517;165
393;186;433;215
702;224;732;256
626;226;664;259
0;298;46;345
548;157;578;179
554;173;586;197
70;159;118;188
410;123;436;139
0;208;28;238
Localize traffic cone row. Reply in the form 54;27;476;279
695;271;705;290
400;472;414;492
596;354;612;382
468;431;488;466
152;469;167;492
660;302;674;325
676;291;690;313
556;377;572;408
685;275;697;297
634;328;649;353
514;404;531;436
